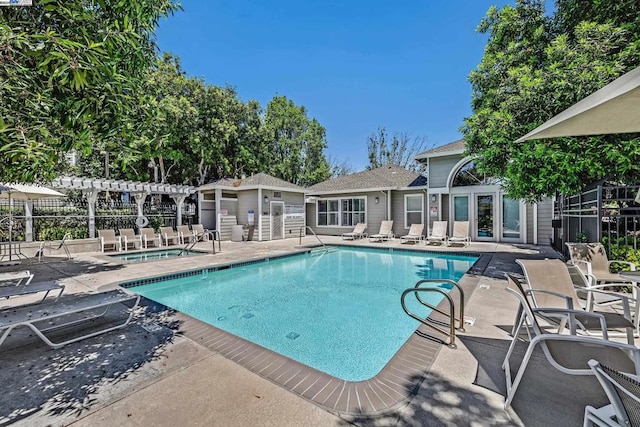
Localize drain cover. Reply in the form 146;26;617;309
141;322;163;333
242;313;254;319
463;316;476;326
286;332;300;340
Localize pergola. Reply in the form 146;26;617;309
51;176;196;238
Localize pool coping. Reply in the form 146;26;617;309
118;246;489;415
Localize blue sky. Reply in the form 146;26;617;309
156;1;513;170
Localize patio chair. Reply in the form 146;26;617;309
426;221;448;246
36;232;72;261
342;223;368;240
516;259;635;344
0;289;140;349
502;273;640;410
191;224;208;241
177;225;197;244
160;226;182;246
0;270;64;302
448;221;470;246
368;220;394;242
119;228;142;251
400;224;424;244
566;242;637;286
98;229;121;252
584;359;640;427
140;228;162;249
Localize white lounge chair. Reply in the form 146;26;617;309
503;273;640;410
98;229;121;252
160;226;182;246
36;233;72;261
119;228;142;251
0;270;64;302
0;289;140;349
140;228;162;248
177;225;197;244
426;221;448;245
400;224;424;244
448;221;470;246
584;359;640;426
369;220;394;242
342;223;368;240
191;224;208;241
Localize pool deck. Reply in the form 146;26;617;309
0;237;624;426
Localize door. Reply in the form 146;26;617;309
476;194;495;241
502;197;522;242
270;201;285;240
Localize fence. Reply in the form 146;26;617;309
0;196;197;242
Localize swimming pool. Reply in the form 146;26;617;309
129;246;477;381
108;249;202;263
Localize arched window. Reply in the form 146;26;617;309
451;161;497;187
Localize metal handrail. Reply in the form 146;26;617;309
400;279;466;349
179;230;221;255
298;226;325;249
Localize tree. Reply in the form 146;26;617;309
263;96;330;186
462;0;640;201
0;0;179;183
366;127;429;172
328;156;355;177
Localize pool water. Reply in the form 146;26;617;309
129;247;477;380
109;249;201;263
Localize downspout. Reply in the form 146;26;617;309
387;190;391;220
258;188;263;242
533;203;538;245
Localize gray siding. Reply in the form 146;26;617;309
218;215;238;240
220;200;237;217
307;192;387;237
537;198;553;245
260;215;270;240
237;190;259;226
391;191;427;237
428;155;463;188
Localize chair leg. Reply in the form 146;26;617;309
504;338;540;410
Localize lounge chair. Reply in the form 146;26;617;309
0;270;63;302
369;220;394;242
140;228;162;248
36;233;72;261
98;229;121;252
516;259;635;344
119;228;142;251
160;226;182;246
448;221;470;246
0;289;140;349
584;359;640;426
191;224;207;241
400;224;424;244
426;221;448;246
342;223;368;240
177;225;197;244
566;242;637;286
502;273;640;410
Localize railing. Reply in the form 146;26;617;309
400;279;465;348
298;226;325;249
178;230;221;255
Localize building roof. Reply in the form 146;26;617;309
415;139;465;160
306;165;427;195
197;173;305;192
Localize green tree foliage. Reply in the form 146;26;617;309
463;0;640;201
366;127;429;172
0;0;179;183
263;96;330;186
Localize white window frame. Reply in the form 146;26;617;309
316;196;367;227
404;194;424;229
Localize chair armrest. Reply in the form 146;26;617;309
579;287;633;320
608;260;637;271
533;307;608;338
526;289;574;309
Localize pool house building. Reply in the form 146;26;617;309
415;140;553;244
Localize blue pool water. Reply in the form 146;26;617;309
109;249;201;263
129;247;477;381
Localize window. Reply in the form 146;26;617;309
317;197;365;226
405;194;424;228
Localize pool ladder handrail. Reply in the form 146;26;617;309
400;279;465;348
298;226;326;250
178;230;221;255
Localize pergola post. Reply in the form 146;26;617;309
84;188;99;238
24;200;33;242
215;188;222;231
131;192;149;219
170;194;187;226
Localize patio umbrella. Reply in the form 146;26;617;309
516;66;640;142
0;184;65;263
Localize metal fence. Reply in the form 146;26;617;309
555;182;640;255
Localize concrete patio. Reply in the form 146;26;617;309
0;237;624;426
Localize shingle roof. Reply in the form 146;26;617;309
306;165;427;194
198;173;304;192
415;139;465;158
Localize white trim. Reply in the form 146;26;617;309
404;193;424;229
197;183;305;193
415;148;465;160
306;187;395;196
446;156;474;188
